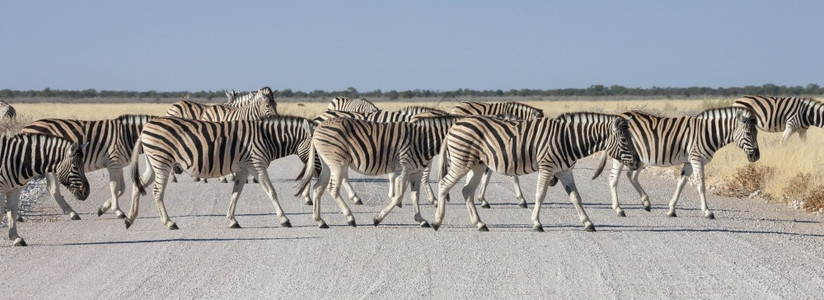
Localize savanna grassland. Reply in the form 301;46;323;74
6;97;824;213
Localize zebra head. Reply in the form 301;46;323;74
255;87;278;117
734;108;760;162
56;142;90;201
606;117;640;171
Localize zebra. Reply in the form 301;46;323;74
327;96;380;114
0;101;16;119
597;107;760;219
296;114;460;228
432;113;640;232
125;115;314;230
200;86;277;122
21;114;155;219
732;95;824;143
449;101;545;209
0;133;89;246
225;89;265;107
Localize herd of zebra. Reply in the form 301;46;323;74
0;92;820;246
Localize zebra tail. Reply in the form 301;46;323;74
130;138;147;196
591;151;608;180
437;138;450;184
294;143;316;197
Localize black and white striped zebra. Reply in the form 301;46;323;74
21;114;155;219
732;95;824;143
432;113;639;232
225;89;264;107
0;101;16;119
200;87;277;122
449;101;545;209
327;96;380;114
0;133;89;246
598;107;760;219
296;114;460;228
125;115;314;230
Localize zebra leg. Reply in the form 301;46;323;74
98;167;126;219
386;172;402;208
311;162;331;228
5;189;26;246
408;171;429;227
558;170;596;232
608;160;627;217
627;168;651;211
667;163;693;218
300;181;313;205
151;169;178;230
691;162;714;219
421;164;437;205
463;165;489;231
125;162;156;229
476;168;492;208
328;166;356;227
341;177;362;205
433;162;473;231
255;170;292;228
45;173;81;221
225;172;248;229
374;168;410;226
530;169;553;232
510;175;527;208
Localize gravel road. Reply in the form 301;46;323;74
1;155;822;299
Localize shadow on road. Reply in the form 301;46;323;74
41;236;321;247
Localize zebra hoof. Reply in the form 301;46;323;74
395;202;402;208
533;225;544;232
13;238;26;247
116;211;126;219
705;212;715;219
229;222;241;229
318;221;329;229
480;202;491;209
518;202;528;209
373;218;380;227
584;224;596;232
354;199;363;205
220;179;228;183
420;221;430;228
16;215;24;222
643;206;651;212
347;219;357;227
125;219;133;229
432;224;440;231
97;208;104;217
304;200;313;206
667;212;677;218
617;211;626;217
70;213;81;221
478;225;489;232
281;220;292;228
168;223;179;230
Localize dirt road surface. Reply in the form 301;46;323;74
1;156;822;298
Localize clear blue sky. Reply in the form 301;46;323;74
2;1;822;92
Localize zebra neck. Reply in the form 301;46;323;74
697;118;735;153
560;122;609;162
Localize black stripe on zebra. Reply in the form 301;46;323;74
327;96;380;114
0;101;16;119
126;115;313;230
450;101;544;120
22;114;155;219
201;87;277;122
0;133;89;246
599;107;759;219
732;95;824;143
433;113;639;232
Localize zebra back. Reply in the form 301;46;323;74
166;100;206;119
225;89;262;107
201;87;278;121
0;101;16;119
732;95;824;132
313;110;367;125
327;96;380;114
450;101;544;120
398;106;449;117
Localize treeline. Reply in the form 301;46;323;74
2;83;822;101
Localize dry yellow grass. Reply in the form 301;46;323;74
9;98;821;211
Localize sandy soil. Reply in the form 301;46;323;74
1;156;822;299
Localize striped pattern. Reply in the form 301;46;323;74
225;89;262;107
732;95;824;143
200;87;277;122
126;115;314;230
297;114;460;228
0;101;16;119
433;113;638;232
22;114;155;219
327;96;379;114
0;133;89;246
603;107;760;218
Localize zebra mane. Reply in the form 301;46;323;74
556;111;620;123
116;114;155;125
695;107;753;120
225;89;259;106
